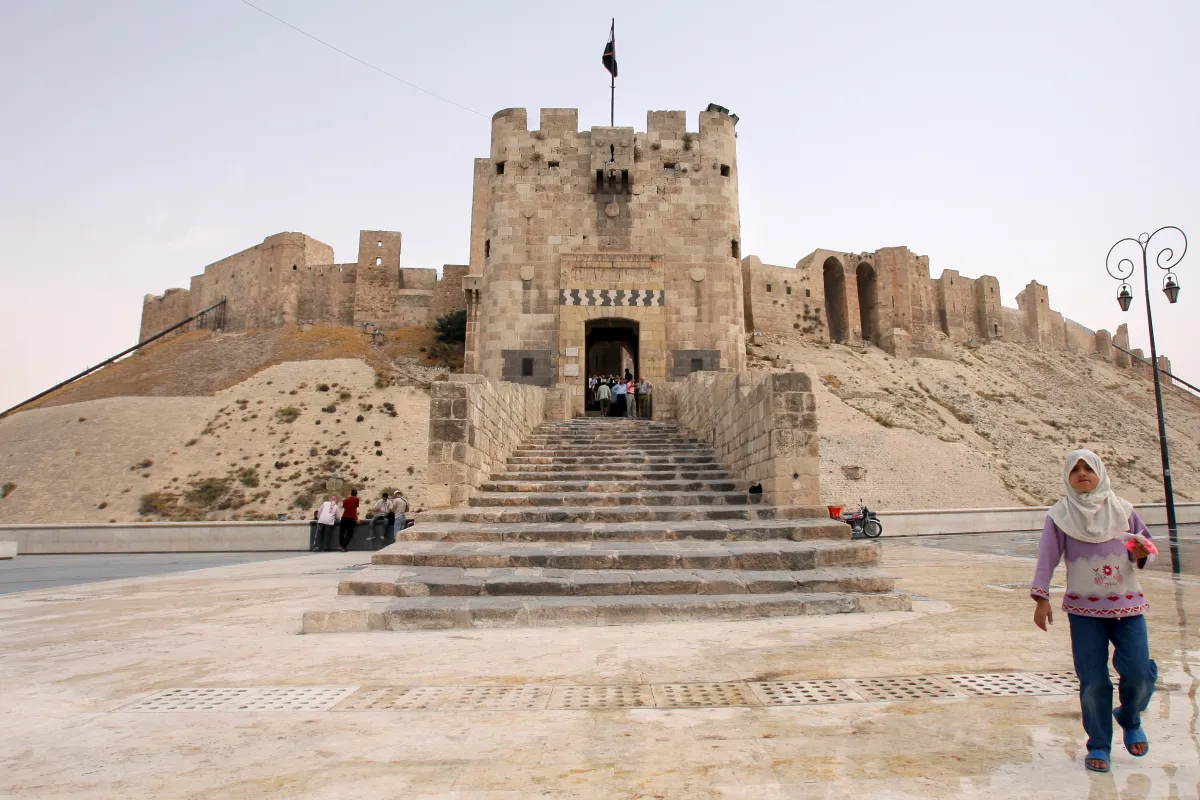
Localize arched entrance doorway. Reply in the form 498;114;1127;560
585;319;639;414
856;262;878;344
822;257;849;343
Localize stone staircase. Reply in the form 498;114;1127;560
302;418;910;632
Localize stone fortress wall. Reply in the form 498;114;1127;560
139;230;467;342
139;103;1170;388
742;249;1172;376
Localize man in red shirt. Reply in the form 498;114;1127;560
338;489;360;552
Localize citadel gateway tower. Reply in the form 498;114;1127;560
462;106;747;417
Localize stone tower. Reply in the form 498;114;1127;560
462;106;747;417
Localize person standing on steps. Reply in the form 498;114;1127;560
637;376;653;419
611;378;627;417
314;494;339;552
369;490;392;542
338;489;360;552
625;377;636;417
596;379;611;417
1031;450;1157;774
392;490;409;537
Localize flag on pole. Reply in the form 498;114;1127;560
602;20;617;78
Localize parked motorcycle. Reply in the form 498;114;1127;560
841;503;883;538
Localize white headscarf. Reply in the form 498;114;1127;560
1047;449;1135;543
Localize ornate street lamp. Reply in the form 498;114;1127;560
1106;226;1187;573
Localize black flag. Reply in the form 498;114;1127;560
602;20;617;78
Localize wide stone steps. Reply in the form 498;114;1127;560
302;416;910;632
396;518;848;543
479;479;740;493
506;455;719;466
367;539;876;570
469;490;749;508
338;564;893;598
302;591;912;632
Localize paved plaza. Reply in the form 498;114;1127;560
0;541;1197;798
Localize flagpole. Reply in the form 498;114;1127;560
609;18;615;126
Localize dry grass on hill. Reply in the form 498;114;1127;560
750;334;1200;510
0;359;431;524
22;325;450;412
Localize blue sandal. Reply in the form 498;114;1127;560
1114;708;1150;756
1085;749;1110;772
1122;725;1149;757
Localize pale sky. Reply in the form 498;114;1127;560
1;0;1197;412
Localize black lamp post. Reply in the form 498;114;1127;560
1106;226;1187;574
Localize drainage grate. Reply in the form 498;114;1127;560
549;685;654;709
335;686;455;711
224;686;356;712
845;676;957;702
121;687;257;712
653;683;761;708
943;673;1059;697
1026;671;1080;694
440;685;552;711
749;680;864;706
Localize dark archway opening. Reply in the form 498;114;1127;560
856;262;879;344
822;257;849;343
585;318;639;415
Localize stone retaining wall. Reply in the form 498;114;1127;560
666;371;820;506
425;375;569;507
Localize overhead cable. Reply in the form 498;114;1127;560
238;0;489;119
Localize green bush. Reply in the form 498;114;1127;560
432;309;467;344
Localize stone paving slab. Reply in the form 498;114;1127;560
339;565;895;598
4;545;1199;797
302;591;912;632
399;518;848;543
370;539;878;571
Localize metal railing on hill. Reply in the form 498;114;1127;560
1111;342;1200;399
0;298;227;420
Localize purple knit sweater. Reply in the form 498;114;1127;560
1030;511;1154;618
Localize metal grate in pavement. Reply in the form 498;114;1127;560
942;673;1059;697
1026;671;1080;694
224;686;356;711
117;670;1112;713
845;676;958;702
549;685;654;709
653;683;760;708
120;687;257;712
335;686;456;711
440;685;552;711
749;680;864;706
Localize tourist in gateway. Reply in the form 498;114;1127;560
1030;450;1157;773
595;378;611;416
611;378;628;417
314;494;339;552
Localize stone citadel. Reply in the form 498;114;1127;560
141;105;1170;413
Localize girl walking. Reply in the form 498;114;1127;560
1031;449;1157;773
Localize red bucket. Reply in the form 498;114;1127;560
827;505;843;520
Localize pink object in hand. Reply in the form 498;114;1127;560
1125;534;1159;556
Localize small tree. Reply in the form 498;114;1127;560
432;310;467;345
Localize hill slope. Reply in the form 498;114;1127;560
1;330;1196;523
751;334;1200;509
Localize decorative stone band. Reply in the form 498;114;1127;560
559;289;665;307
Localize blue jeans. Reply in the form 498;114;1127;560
1068;613;1157;754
